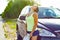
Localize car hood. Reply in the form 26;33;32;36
38;19;60;32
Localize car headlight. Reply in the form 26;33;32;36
38;28;56;37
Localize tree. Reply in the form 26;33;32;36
2;0;34;19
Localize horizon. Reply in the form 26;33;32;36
0;0;60;14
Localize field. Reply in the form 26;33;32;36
3;19;17;40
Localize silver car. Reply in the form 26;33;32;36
17;6;60;40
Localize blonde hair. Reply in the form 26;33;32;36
31;6;38;12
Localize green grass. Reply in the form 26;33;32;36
3;19;17;40
6;20;16;29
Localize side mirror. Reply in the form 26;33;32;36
20;16;26;20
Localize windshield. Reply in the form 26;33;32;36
38;7;60;19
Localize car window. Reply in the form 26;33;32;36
19;6;30;17
52;8;60;17
38;7;60;19
45;9;56;17
18;6;30;20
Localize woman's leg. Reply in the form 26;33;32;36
31;30;39;40
31;36;37;40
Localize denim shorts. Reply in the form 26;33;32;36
27;30;39;36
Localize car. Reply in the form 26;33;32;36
17;6;60;40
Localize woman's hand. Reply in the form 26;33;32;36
30;33;33;37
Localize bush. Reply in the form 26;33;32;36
2;0;34;19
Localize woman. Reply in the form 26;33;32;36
26;6;39;40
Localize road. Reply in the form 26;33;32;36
0;16;6;40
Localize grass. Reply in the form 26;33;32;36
6;20;16;29
3;19;17;40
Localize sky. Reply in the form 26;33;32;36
0;0;60;14
35;0;60;8
0;0;8;14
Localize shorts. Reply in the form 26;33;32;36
27;30;39;36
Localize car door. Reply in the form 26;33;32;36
38;7;60;38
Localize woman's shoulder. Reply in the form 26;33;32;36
33;12;38;16
33;12;38;19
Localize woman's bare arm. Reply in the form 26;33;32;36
30;12;38;35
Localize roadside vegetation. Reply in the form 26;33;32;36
3;19;17;40
2;0;34;19
2;0;35;40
